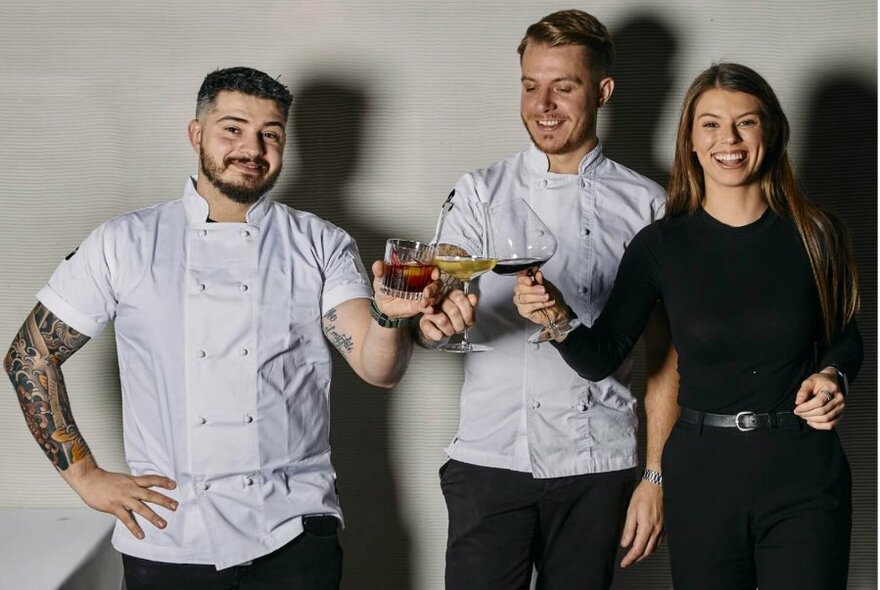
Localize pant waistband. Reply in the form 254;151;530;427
679;407;802;432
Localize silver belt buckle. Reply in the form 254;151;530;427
735;411;758;431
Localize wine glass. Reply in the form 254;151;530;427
490;198;580;343
433;202;497;353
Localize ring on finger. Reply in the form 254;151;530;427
819;389;834;404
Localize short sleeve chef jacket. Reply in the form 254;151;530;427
37;177;372;569
440;144;666;478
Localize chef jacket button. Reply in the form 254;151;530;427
198;283;206;292
244;414;254;424
198;350;206;358
240;348;249;357
576;402;588;411
541;179;549;187
582;228;591;237
578;286;587;294
244;476;254;487
200;482;210;492
531;400;541;410
240;283;249;293
241;229;251;239
197;229;207;238
197;416;207;425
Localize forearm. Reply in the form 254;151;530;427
5;307;93;472
551;324;635;381
642;305;679;472
412;322;446;349
358;321;414;387
819;319;863;385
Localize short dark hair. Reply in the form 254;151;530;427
517;10;615;78
196;66;293;119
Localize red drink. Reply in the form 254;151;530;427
382;261;436;298
492;257;547;275
380;239;436;300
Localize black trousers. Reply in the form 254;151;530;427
663;419;851;590
440;459;633;590
122;515;342;590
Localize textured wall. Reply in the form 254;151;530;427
0;1;875;588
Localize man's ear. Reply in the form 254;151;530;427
597;76;615;107
187;119;202;154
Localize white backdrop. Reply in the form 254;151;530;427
0;1;875;588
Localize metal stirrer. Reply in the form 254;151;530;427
431;189;455;246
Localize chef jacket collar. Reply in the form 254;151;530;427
182;175;272;225
526;142;605;178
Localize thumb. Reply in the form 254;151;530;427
467;293;479;307
794;378;813;405
620;514;635;547
371;260;385;279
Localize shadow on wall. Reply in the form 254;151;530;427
604;15;678;189
276;76;413;589
603;14;678;590
801;74;878;587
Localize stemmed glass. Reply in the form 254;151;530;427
433;202;497;353
490;198;579;343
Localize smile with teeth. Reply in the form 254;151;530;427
536;119;564;130
713;151;746;163
229;160;265;174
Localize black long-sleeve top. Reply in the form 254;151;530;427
553;207;863;414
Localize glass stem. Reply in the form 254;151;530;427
528;269;561;338
461;280;472;347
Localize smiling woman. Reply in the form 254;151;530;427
691;89;766;201
513;62;862;590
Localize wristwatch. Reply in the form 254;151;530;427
642;468;663;488
370;298;416;329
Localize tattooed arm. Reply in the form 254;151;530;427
322;299;413;388
5;303;178;539
321;260;442;388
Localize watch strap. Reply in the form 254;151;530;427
642;468;663;488
370;298;416;329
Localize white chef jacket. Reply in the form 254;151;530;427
440;144;666;478
37;177;372;569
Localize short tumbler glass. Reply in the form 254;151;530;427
380;239;436;300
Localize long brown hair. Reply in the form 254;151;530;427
667;63;859;342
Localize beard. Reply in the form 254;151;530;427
199;146;281;205
522;115;595;157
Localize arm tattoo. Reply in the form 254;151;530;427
322;308;354;356
4;303;91;471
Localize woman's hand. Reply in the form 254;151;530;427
793;368;845;430
512;271;571;328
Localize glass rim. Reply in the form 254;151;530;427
385;238;435;250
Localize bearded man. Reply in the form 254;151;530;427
5;66;438;590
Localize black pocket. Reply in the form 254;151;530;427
303;515;339;538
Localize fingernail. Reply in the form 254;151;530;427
170;502;178;510
157;520;166;528
137;531;145;539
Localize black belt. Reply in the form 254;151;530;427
679;407;802;432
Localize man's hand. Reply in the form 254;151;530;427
372;260;442;318
619;480;663;568
793;369;845;430
63;459;178;540
418;289;479;342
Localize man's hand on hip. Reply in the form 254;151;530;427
63;457;178;540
